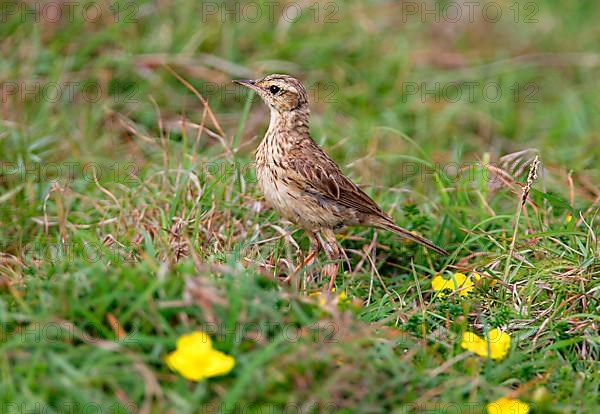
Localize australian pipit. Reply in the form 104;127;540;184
234;74;447;288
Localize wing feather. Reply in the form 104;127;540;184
286;139;386;218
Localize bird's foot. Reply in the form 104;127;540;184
290;249;320;291
294;249;318;273
323;262;339;292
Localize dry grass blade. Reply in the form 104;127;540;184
504;156;541;282
520;156;541;207
163;64;227;139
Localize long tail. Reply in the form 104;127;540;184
374;219;448;256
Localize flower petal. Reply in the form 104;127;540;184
486;397;530;414
461;331;486;355
488;328;511;360
165;348;206;381
431;275;448;293
461;329;511;360
432;273;477;297
176;331;213;354
166;331;235;381
202;350;236;378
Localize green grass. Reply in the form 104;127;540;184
1;0;599;412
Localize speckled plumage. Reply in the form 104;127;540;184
234;74;447;284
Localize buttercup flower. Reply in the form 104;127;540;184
336;291;349;304
486;397;530;414
461;328;511;360
432;272;480;297
309;291;327;306
165;331;235;381
309;289;349;306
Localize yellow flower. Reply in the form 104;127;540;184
461;328;511;360
432;273;480;297
309;291;327;306
336;291;350;304
565;214;572;224
309;289;349;306
165;331;235;381
486;397;530;414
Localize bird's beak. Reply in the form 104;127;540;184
233;79;260;92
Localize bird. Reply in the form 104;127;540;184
234;74;447;289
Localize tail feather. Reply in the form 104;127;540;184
375;219;448;256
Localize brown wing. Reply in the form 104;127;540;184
286;137;387;218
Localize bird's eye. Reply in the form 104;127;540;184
268;85;281;94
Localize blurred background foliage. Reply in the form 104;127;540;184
0;1;598;412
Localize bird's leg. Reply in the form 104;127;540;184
320;228;343;292
293;231;320;290
293;231;320;271
304;231;320;268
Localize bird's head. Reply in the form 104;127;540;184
234;74;309;113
